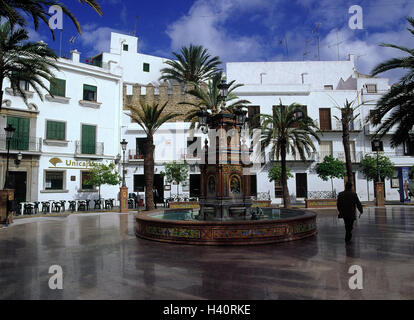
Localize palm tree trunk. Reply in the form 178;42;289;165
281;140;291;208
342;118;354;189
144;135;155;211
0;76;4;112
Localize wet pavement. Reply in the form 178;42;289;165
0;207;413;300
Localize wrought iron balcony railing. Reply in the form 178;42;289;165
0;135;42;153
75;141;104;156
128;149;144;161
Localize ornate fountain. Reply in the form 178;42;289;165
135;80;317;245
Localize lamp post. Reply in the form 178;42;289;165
120;139;128;187
4;124;16;189
373;139;381;182
119;139;129;213
3;124;15;226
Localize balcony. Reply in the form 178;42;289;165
270;152;317;162
75;141;104;158
0;135;42;153
314;119;363;132
128;149;144;162
317;151;363;163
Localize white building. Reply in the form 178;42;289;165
227;55;414;202
0;49;123;207
2;30;413;207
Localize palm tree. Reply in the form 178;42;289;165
0;21;58;111
0;0;102;38
126;101;179;211
261;101;320;208
160;44;222;86
370;16;414;147
183;72;250;129
332;98;362;189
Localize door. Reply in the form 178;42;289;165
7;116;30;150
9;172;27;204
153;174;164;203
296;173;308;198
319;108;331;131
250;175;257;198
190;174;200;198
81;124;96;154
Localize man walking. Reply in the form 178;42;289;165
337;182;363;244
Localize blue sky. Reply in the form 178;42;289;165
27;0;414;82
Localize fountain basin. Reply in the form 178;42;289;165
135;208;317;245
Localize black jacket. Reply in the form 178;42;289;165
337;191;363;220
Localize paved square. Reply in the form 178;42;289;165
0;207;413;299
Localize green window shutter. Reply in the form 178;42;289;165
83;84;97;101
46;121;65;140
143;63;150;72
81;124;96;154
7;116;29;150
50;78;66;97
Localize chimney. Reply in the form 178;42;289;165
71;49;80;63
348;54;355;65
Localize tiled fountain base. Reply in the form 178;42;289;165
135;209;317;245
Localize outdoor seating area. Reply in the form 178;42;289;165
16;198;117;216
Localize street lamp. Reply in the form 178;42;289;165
234;107;248;126
197;109;209;134
217;79;229;102
120;139;128;187
373;139;381;182
4;124;16;189
14;152;22;166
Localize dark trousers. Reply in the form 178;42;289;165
343;218;355;242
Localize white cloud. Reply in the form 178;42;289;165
78;25;122;56
165;0;276;62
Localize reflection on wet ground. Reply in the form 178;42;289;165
0;207;413;299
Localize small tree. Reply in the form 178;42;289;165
164;161;189;197
268;164;293;183
84;162;121;200
360;154;395;182
315;155;346;195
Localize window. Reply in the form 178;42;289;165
143;63;150;72
366;84;377;93
45;171;64;190
324;85;333;90
46;120;66;141
136;138;146;158
83;84;97;102
81;171;94;190
319;141;333;159
50;78;66;97
371;140;384;152
123;44;129;51
319;108;332;131
81;124;96;154
248;106;260;128
369;109;378;124
7;116;30;150
11;71;29;91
